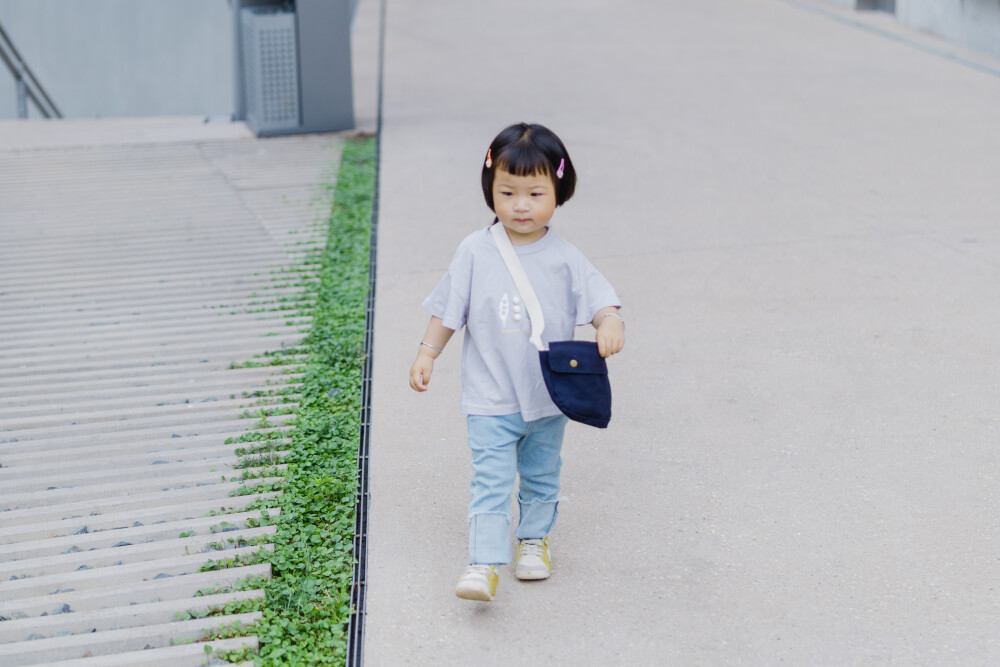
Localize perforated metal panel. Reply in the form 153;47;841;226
240;7;300;134
857;0;895;11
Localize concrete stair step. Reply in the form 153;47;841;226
0;426;291;460
1;243;295;261
0;401;295;434
2;451;288;486
0;314;311;350
1;261;287;289
0;496;280;545
0;455;253;492
1;544;273;598
0;564;271;618
0;525;277;579
0;291;304;323
26;637;258;666
0;612;262;665
0;468;280;511
0;448;284;480
1;413;293;449
2;348;303;380
57;650;257;667
0;391;274;418
1;336;303;368
0;480;283;527
0;365;292;400
1;275;308;307
0;509;280;561
0;300;295;324
0;589;265;643
7;276;309;299
0;331;304;364
1;262;308;296
2;243;291;277
1;410;249;440
0;373;286;405
1;230;303;255
4;351;308;383
3;236;298;264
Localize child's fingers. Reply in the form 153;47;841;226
410;373;427;391
596;331;625;358
597;336;608;358
409;363;432;391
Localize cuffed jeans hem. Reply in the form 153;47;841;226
468;512;511;565
515;496;559;540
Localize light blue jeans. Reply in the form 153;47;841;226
466;412;568;565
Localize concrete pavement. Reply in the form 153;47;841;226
367;0;1000;664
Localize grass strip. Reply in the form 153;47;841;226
234;136;375;665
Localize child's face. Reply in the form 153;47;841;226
492;168;558;245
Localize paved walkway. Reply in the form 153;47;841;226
0;122;344;665
367;0;1000;664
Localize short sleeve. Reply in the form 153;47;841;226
423;240;474;331
573;257;621;326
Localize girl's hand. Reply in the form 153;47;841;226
409;352;435;392
594;308;625;358
410;317;455;392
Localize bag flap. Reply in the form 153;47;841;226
544;341;607;375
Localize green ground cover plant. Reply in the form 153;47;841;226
216;136;375;665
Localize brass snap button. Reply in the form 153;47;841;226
569;359;578;368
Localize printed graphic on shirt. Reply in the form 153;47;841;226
499;292;529;334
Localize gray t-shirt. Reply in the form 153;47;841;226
424;225;621;421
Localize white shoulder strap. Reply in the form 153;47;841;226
489;223;546;351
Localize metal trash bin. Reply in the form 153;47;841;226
241;6;300;134
234;0;354;137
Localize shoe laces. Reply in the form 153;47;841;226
467;564;494;576
519;539;545;559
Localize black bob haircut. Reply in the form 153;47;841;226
481;123;576;212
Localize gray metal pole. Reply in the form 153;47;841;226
15;58;27;118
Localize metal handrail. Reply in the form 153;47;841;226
0;20;61;118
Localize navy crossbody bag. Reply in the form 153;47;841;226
489;223;612;428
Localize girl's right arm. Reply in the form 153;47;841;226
409;316;455;392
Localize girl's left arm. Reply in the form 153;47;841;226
592;306;625;358
409;316;456;392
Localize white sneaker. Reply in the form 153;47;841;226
455;564;498;601
515;537;551;580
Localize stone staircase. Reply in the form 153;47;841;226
0;128;344;665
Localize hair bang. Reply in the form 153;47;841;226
497;141;551;177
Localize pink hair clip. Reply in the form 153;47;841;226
485;148;492;169
556;158;565;179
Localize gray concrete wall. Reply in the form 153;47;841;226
818;0;1000;60
0;0;233;119
898;0;1000;60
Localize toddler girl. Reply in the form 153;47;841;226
409;122;625;601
